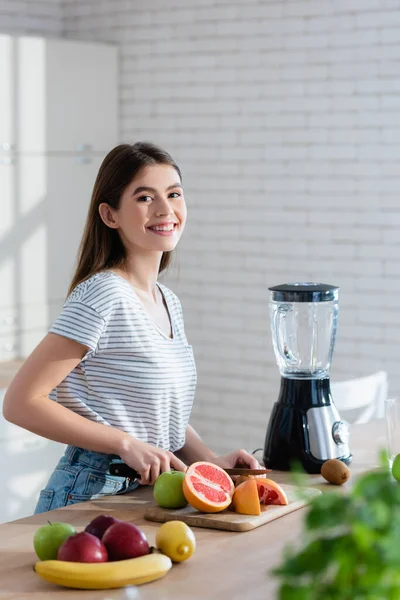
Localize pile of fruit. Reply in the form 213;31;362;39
33;462;288;590
154;461;288;515
33;515;195;590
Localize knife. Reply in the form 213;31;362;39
109;462;271;479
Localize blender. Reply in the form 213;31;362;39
263;282;352;474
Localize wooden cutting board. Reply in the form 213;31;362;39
144;484;321;532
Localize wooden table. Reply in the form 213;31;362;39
0;421;386;600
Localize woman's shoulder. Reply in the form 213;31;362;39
158;282;184;316
67;271;131;310
158;282;179;302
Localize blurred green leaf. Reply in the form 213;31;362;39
306;492;351;531
273;456;400;598
279;583;313;600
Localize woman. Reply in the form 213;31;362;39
3;142;261;513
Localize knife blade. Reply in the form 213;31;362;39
224;468;271;476
108;463;270;479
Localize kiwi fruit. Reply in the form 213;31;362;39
321;458;350;485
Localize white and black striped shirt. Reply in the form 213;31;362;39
49;271;197;452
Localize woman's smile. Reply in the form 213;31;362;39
147;222;178;236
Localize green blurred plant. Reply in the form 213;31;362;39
273;452;400;600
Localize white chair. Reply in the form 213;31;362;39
331;371;388;425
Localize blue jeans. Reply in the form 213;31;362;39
34;445;140;514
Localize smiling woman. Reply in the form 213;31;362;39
97;164;186;263
2;141;263;514
68;142;185;295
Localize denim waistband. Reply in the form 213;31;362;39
64;445;121;472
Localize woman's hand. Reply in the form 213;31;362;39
119;437;187;485
212;448;262;471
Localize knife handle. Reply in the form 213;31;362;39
109;462;139;480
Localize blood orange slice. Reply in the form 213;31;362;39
255;478;288;506
183;462;234;513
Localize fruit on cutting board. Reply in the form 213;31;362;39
102;521;150;561
231;478;261;516
182;461;234;513
255;478;288;506
57;532;108;563
321;458;351;485
33;522;76;560
155;521;196;563
85;515;120;539
153;471;188;509
34;552;172;589
232;477;289;515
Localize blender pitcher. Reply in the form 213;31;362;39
263;283;352;474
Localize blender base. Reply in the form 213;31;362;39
263;377;352;474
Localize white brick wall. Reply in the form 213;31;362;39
0;0;63;35
3;0;400;456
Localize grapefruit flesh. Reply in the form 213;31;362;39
183;462;234;513
255;478;288;506
231;479;261;516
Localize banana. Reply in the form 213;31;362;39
34;552;172;590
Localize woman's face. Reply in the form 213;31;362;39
100;163;187;254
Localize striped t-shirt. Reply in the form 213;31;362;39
49;271;197;452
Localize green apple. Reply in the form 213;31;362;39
153;471;188;509
33;521;77;560
392;454;400;482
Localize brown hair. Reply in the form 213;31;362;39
67;142;182;296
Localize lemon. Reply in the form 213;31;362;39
155;521;196;563
392;454;400;482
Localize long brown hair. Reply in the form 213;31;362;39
67;142;182;296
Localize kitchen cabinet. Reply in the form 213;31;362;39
45;154;104;304
0;34;117;519
18;37;117;153
0;34;118;359
0;35;117;154
0;35;15;152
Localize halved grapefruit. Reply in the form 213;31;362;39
183;462;234;513
255;478;288;506
231;479;261;516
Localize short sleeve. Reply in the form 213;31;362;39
49;301;106;358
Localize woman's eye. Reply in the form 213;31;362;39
137;195;153;203
169;192;181;198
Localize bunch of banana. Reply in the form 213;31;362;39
34;552;172;590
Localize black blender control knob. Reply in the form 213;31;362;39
332;421;349;445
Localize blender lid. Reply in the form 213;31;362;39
269;282;339;302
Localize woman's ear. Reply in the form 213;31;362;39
98;203;119;229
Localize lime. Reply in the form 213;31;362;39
155;521;196;562
392;454;400;482
153;471;188;509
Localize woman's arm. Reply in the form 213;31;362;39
177;424;262;470
176;424;217;464
3;333;186;484
3;333;131;453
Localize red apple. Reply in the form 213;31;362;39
102;522;149;561
57;532;108;563
84;515;119;539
